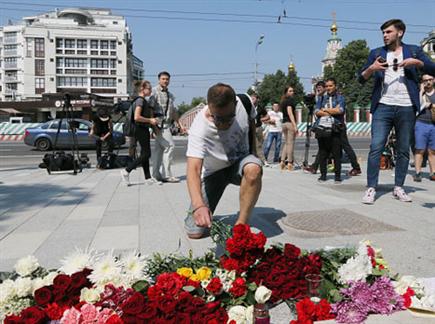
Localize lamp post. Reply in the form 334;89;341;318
254;34;265;89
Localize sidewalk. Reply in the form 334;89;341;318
0;161;434;323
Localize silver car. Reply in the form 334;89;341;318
24;119;125;151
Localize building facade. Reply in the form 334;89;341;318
0;8;143;102
321;20;342;74
421;30;435;61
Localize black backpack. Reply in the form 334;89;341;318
123;96;144;137
237;93;254;154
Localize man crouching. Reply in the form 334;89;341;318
185;83;262;239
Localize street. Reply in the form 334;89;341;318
0;137;372;170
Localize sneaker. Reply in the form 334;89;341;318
145;177;163;185
165;176;180;183
304;166;317;174
362;187;376;204
392;186;412;202
318;176;327;183
413;172;422;182
287;163;294;171
263;161;270;167
348;168;362;176
120;169;130;186
280;161;286;170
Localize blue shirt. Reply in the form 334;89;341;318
315;92;345;124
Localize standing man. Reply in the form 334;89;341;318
414;74;435;181
150;71;185;183
184;83;262;239
251;93;270;165
263;103;283;164
359;19;435;204
90;108;114;169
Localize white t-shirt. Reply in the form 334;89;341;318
187;97;256;177
267;110;283;132
379;51;412;106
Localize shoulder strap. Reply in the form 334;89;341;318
236;93;253;118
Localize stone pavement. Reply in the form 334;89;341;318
0;160;434;323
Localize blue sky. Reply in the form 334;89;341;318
1;0;434;104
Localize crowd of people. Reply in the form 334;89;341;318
90;18;435;239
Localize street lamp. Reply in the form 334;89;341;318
254;34;265;88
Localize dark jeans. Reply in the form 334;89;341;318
263;132;282;162
317;132;342;179
96;136;114;165
126;127;151;179
340;126;360;170
367;104;415;188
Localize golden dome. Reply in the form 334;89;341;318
288;62;295;72
331;22;337;33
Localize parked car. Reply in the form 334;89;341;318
24;119;125;151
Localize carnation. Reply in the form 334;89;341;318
14;277;33;298
14;255;39;277
338;254;372;284
0;279;16;303
228;305;250;324
80;287;102;304
393;275;425;296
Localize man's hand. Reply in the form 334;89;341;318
193;206;212;228
149;118;158;126
179;125;187;135
399;58;423;69
370;57;388;72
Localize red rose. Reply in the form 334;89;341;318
121;292;145;315
106;314;123;324
206;277;223;295
137;303;158;320
284;244;301;260
45;303;69;320
53;274;72;291
229;277;246;297
4;315;21;324
34;287;53;306
221;257;240;272
157;296;177;314
20;306;47;324
70;271;88;289
315;299;335;320
402;287;415;308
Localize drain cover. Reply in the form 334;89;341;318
282;208;402;238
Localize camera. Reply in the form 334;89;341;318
303;93;316;107
113;100;131;115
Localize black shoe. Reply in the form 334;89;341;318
334;177;342;184
413;172;422;182
318;176;327;183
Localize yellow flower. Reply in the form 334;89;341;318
177;267;193;278
195;267;212;281
189;274;200;282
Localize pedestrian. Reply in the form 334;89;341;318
359;19;435;204
251;92;270;166
184;83;262;239
413;74;435;182
315;78;345;183
263;103;283;164
120;80;161;186
90;108;114;169
279;86;298;170
149;71;186;183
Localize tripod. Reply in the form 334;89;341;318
47;93;82;175
303;105;315;168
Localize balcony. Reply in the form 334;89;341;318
4;50;18;57
4;88;17;94
4;37;18;44
5;76;18;82
4;63;18;69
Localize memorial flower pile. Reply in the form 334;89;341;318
0;224;433;323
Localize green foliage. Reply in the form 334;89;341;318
210;220;233;254
324;40;374;121
257;69;304;108
132;280;150;294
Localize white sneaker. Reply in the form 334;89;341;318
120;169;130;186
145;177;162;185
362;187;376;204
393;186;412;202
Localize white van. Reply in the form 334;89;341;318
9;117;24;124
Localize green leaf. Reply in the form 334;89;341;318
132;280;150;293
182;285;196;293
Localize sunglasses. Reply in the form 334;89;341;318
392;58;399;72
211;112;236;125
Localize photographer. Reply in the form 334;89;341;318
90;108;114;169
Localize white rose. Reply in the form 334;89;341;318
228;305;248;324
14;255;39;277
14;277;33;297
80;287;101;303
245;305;254;324
255;285;272;304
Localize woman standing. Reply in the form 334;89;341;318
279;86;298;170
120;80;160;186
315;78;345;183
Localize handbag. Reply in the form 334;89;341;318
312;116;334;138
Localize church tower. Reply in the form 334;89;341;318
321;12;342;74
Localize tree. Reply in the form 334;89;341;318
256;69;304;108
323;40;373;121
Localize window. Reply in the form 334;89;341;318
110;40;116;49
100;51;108;56
35;60;45;76
91;40;98;49
77;50;87;55
110;59;117;68
77;39;87;48
56;69;63;74
65;69;86;74
91;77;116;87
35;38;45;57
26;38;33;57
56;49;63;54
56;38;63;48
57;76;88;87
91;70;109;75
90;58;109;68
110;51;116;56
65;50;75;55
90;50;98;55
35;78;45;94
65;39;75;48
100;40;108;49
56;58;64;67
64;58;87;68
78;122;89;131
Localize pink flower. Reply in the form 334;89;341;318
60;307;81;324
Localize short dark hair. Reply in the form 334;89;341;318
158;71;171;79
325;77;336;85
315;80;325;88
381;19;406;36
207;83;236;110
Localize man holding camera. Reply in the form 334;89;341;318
90;108;113;169
359;19;435;204
150;71;186;183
